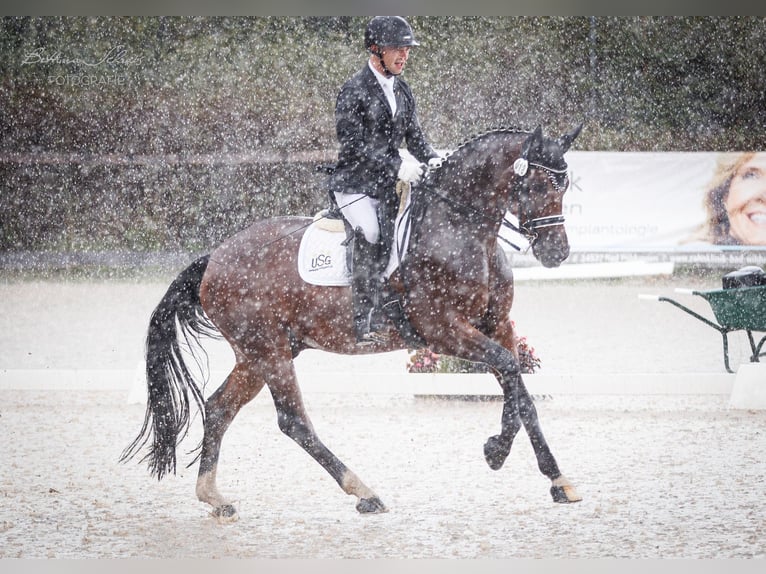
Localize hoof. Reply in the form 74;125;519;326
356;496;388;514
550;484;582;504
483;434;511;471
212;504;239;522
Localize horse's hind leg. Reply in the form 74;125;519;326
196;358;266;521
263;343;387;514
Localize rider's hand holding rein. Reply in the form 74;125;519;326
398;151;447;184
398;157;425;184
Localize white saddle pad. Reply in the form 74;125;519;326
297;223;351;286
298;194;413;286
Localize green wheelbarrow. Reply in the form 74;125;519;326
639;285;766;373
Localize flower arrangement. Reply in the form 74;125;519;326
407;347;442;373
406;323;541;375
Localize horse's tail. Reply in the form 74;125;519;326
120;255;218;480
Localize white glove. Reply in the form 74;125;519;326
397;159;424;184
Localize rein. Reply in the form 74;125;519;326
242;132;569;258
250;194;367;254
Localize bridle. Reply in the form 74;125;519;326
421;155;569;252
506;159;569;249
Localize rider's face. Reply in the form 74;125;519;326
726;153;766;245
377;45;410;75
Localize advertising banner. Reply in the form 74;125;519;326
501;151;766;265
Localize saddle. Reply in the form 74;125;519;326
297;181;413;286
297;184;425;346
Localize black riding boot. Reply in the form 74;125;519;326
351;229;387;345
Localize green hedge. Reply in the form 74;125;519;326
1;160;329;252
2;16;765;253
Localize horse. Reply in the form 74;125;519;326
121;124;584;521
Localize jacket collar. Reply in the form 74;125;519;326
363;63;398;118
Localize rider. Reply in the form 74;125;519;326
329;16;441;345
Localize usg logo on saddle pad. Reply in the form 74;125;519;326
308;252;334;272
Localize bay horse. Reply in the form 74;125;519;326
121;125;583;520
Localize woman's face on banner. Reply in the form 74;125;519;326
726;152;766;245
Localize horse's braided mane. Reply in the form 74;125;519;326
429;126;531;175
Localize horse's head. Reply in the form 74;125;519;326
510;124;581;268
417;125;581;269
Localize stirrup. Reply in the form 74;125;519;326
354;310;389;345
355;331;389;346
355;322;389;345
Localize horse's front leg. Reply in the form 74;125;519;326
514;370;581;503
487;323;582;503
481;344;523;471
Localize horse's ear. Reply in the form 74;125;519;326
557;124;583;153
521;125;543;159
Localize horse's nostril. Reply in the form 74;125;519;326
533;238;570;268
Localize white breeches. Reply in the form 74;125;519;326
333;192;380;244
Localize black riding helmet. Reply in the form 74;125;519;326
365;16;420;51
365;16;419;77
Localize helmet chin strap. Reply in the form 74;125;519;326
372;48;400;77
